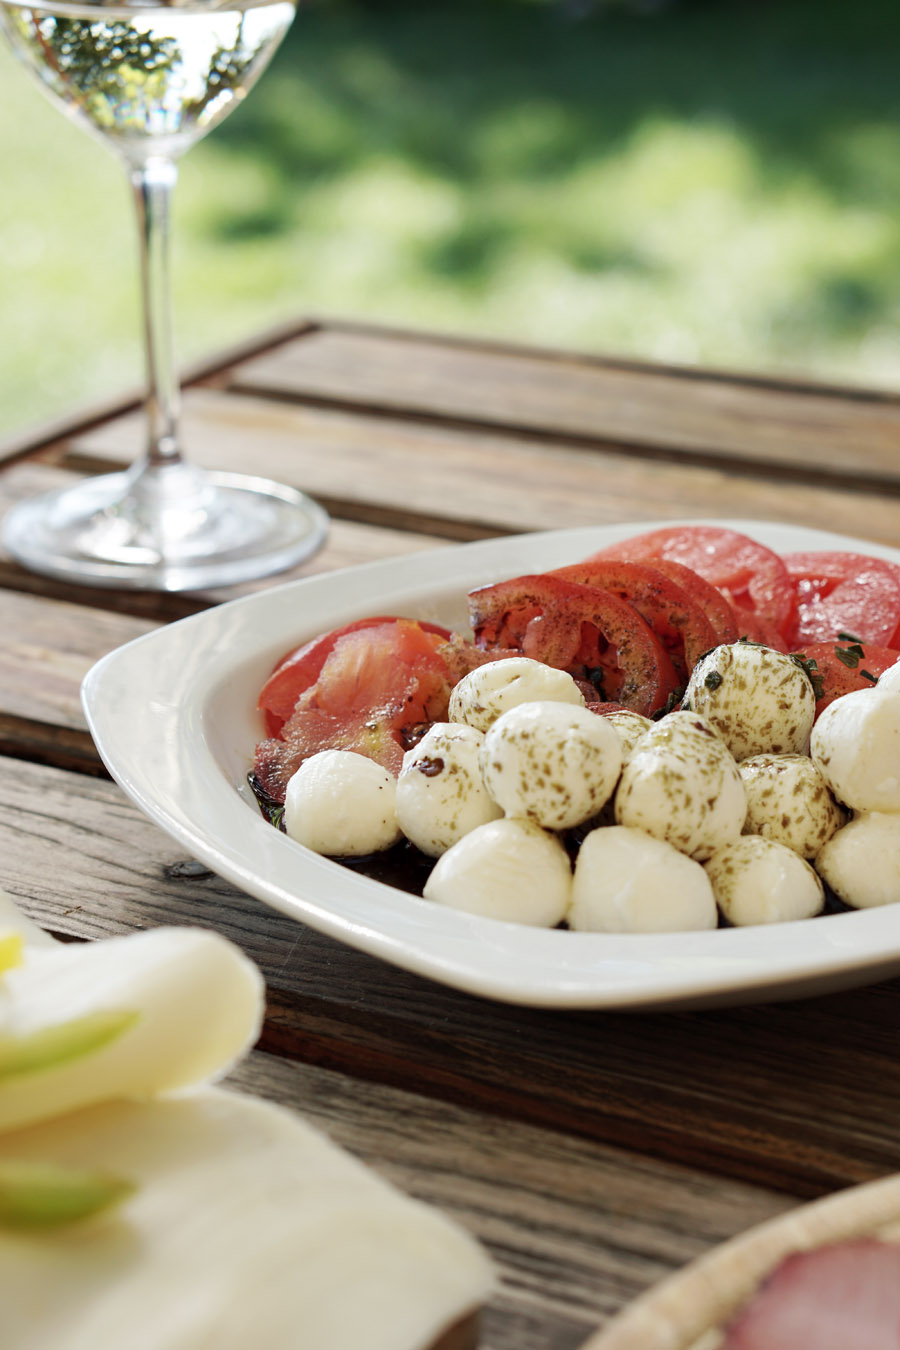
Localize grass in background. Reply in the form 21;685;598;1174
2;0;900;438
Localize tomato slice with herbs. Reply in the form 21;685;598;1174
596;554;740;646
791;639;899;717
254;620;454;801
783;551;900;648
259;615;452;738
591;525;797;639
467;574;681;715
726;603;790;652
550;558;718;682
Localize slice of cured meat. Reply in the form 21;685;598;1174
723;1239;900;1349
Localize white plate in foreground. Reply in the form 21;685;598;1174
82;518;900;1011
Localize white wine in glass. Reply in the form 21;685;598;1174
0;0;328;590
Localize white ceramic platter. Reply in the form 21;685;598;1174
82;518;900;1011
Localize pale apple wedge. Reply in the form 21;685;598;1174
0;1088;493;1350
0;889;54;948
0;1008;139;1080
0;932;24;975
0;927;263;1131
0;1160;134;1229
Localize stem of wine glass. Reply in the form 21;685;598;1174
130;155;182;473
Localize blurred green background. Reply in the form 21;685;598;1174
2;0;900;441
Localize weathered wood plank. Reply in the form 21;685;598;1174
5;755;900;1200
63;389;900;550
226;1051;794;1350
227;327;900;487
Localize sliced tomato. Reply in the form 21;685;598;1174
594;553;740;645
550;558;717;681
254;620;454;801
726;603;790;652
783;551;900;647
467;574;681;715
259;615;451;738
591;525;797;639
790;639;899;717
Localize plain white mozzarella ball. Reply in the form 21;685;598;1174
811;686;900;812
601;709;653;762
570;826;717;933
705;836;824;925
448;657;584;733
614;711;746;861
740;753;847;858
423;818;572;926
480;701;623;830
815;812;900;909
876;658;900;694
396;723;502;858
684;642;816;761
283;750;401;857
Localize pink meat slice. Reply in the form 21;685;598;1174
723;1239;900;1349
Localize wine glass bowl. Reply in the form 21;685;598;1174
0;0;327;590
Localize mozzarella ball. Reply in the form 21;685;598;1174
570;826;717;933
705;836;824;925
423;818;572;926
283;750;401;857
396;723;502;858
876;659;900;694
480;701;623;830
811;686;900;812
448;657;584;733
815;812;900;909
614;711;746;861
601;709;653;762
740;753;847;858
684;642;816;761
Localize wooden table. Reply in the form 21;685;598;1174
2;319;900;1349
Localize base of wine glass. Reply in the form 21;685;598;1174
1;462;329;592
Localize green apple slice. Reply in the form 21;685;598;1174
0;1009;139;1080
0;1160;133;1229
0;927;264;1132
0;931;24;976
0;1088;493;1350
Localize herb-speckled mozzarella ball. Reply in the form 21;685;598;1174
423;818;572;926
479;701;623;831
283;750;401;857
876;659;900;694
448;657;584;733
739;753;847;858
570;826;717;933
614;711;746;861
815;812;900;909
601;709;653;762
396;722;502;858
684;642;816;762
811;686;900;812
705;836;824;925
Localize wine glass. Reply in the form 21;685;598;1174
0;0;328;590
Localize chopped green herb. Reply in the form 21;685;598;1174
789;652;825;701
860;669;878;683
834;645;865;670
837;631;864;643
651;689;683;721
704;670;724;691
